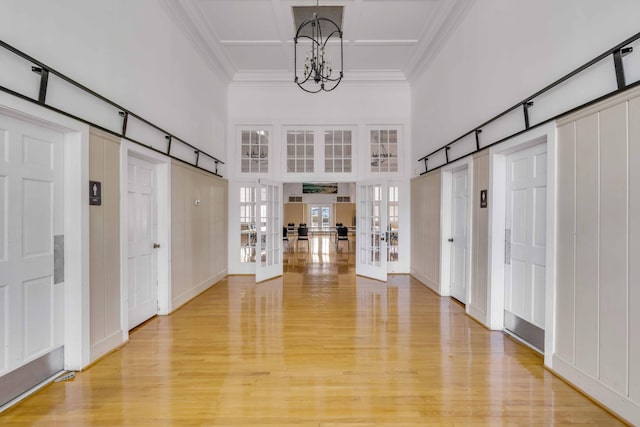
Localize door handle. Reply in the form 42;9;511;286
153;243;161;249
448;238;454;242
505;229;511;264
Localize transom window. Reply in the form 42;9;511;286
370;129;398;173
286;130;314;173
240;130;268;174
324;130;352;173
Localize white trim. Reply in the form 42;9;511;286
121;141;172;330
552;355;639;425
487;122;557;370
0;92;91;371
439;157;473;299
171;271;227;311
556;84;640;126
228;180;259;275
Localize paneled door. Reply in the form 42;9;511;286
449;168;469;303
356;179;387;281
0;113;64;380
504;143;547;351
255;179;283;283
127;155;158;329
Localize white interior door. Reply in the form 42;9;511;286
505;143;547;350
356;179;387;281
0;113;64;376
127;155;158;329
255;179;283;283
449;168;469;303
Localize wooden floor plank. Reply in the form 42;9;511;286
1;246;624;425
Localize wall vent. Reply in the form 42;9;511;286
288;196;303;203
337;196;351;203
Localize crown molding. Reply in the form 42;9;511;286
232;69;407;83
159;0;236;80
405;0;473;81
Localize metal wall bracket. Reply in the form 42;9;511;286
31;66;49;104
0;39;225;177
118;111;129;136
474;129;482;151
418;31;640;175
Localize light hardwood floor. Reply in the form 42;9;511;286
1;245;624;425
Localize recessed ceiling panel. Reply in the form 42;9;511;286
196;0;281;40
225;44;290;71
355;1;440;40
293;6;343;38
164;0;468;81
347;45;414;71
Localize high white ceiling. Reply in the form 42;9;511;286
163;0;472;83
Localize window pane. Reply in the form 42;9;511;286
325;144;333;157
325;160;333;172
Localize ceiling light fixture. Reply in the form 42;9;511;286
294;1;343;93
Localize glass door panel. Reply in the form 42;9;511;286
256;179;283;282
356;179;387;281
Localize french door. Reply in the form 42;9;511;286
356;179;387;281
255;179;283;283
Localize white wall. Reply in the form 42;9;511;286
228;82;413;274
171;162;228;311
554;87;640;425
228;82;412;181
410;170;441;291
411;0;640;167
0;0;228;162
283;182;355;205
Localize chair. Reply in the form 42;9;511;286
283;226;291;252
287;222;295;235
336;226;349;252
334;223;343;246
296;225;310;252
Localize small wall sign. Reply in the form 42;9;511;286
89;181;102;206
480;189;488;208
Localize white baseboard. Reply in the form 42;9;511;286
90;330;125;364
171;270;227;312
466;305;489;328
410;270;440;294
552;355;639;425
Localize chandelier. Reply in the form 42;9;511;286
294;1;343;93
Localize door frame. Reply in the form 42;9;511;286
439;158;473;302
487;122;557;367
0;93;90;371
120;141;171;337
309;204;332;229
